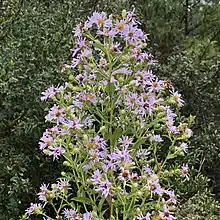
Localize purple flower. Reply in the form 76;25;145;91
185;128;193;138
147;179;163;196
83;212;93;220
146;77;164;93
112;146;132;166
95;178;112;198
39;132;53;150
80;48;92;58
180;142;188;153
118;168;130;182
64;117;83;130
89;148;107;162
181;164;189;180
75;73;88;83
136;94;162;116
104;19;112;28
41;86;56;101
126;10;140;24
76;37;86;48
62;208;81;220
165;189;177;205
91;169;102;184
91;170;112;197
48;145;65;160
87;136;107;150
46;105;65;125
112;67;132;76
159;205;176;220
37;183;49;202
72;57;81;68
115;20;128;33
78;91;97;103
73;23;84;37
149;134;163;143
118;136;133;147
26;203;42;216
171;90;184;107
87;11;106;28
134;212;151;220
125;92;139;108
136;149;150;158
144;166;154;175
102;157;117;172
123;24;145;44
57;179;70;190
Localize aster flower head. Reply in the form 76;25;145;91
150;134;163;143
136;149;150;158
181;164;189;180
165;189;177;205
147;179;163;196
87;11;106;28
37;183;50;202
91;169;102;185
64;117;83;130
95;178;112;198
62;208;81;220
83;212;93;220
134;212;151;220
46;105;65;125
41;86;56;101
180;142;188;153
125;92;139;108
118;136;133;147
26;203;43;216
159;205;176;220
171;90;184;107
48;145;65;160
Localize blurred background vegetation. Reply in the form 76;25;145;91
0;0;220;219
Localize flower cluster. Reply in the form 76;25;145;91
23;10;193;220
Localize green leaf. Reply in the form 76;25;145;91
71;197;94;206
166;154;177;160
105;82;115;97
133;138;147;148
112;127;123;145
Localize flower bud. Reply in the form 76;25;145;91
174;169;181;175
71;86;82;92
133;182;138;188
157;112;166;118
120;109;126;115
122;9;127;19
167;96;176;105
118;76;124;83
63;161;71;167
78;64;83;72
99;126;106;132
128;80;135;87
33;207;43;215
137;191;143;197
56;93;61;100
68;75;76;82
43;149;50;155
61;172;66;176
83;134;89;143
155;203;161;210
136;208;141;214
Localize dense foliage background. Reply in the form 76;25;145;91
0;0;219;219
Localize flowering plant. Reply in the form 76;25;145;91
22;10;193;220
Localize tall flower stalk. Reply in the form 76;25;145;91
22;10;193;220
